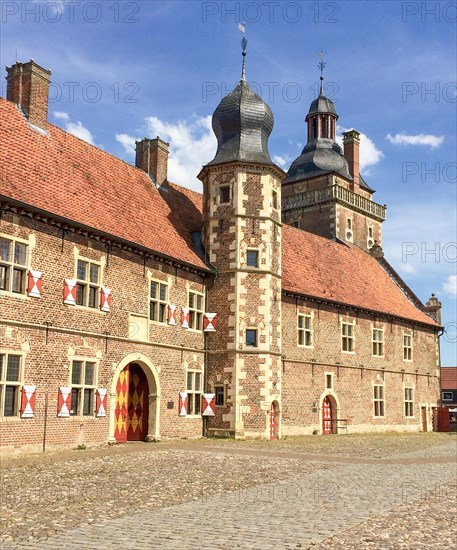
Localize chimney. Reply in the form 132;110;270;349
6;59;52;130
135;137;169;186
343;129;361;185
425;293;442;325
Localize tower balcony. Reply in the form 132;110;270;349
282;184;387;222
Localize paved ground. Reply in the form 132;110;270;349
1;433;456;549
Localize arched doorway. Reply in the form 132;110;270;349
322;396;334;435
270;400;280;440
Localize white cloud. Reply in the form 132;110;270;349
398;263;417;275
53;111;97;146
115;115;216;192
386;133;444;149
443;274;457;298
336;127;383;174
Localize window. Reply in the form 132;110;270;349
347;218;352;230
186;370;202;415
70;360;96;416
76;259;101;308
188;291;204;330
220;185;231;204
0;354;22;417
272;189;278;210
368;227;373;239
346;218;353;241
404;387;414;417
0;237;28;294
403;333;413;361
215;385;225;406
442;392;453;401
150;281;168;323
246;250;259;267
372;328;384;356
341;322;354;352
373;385;385;417
298;314;313;347
246;329;258;347
326;373;333;390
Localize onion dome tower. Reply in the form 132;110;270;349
284;60;352;183
281;56;386;252
198;28;285;440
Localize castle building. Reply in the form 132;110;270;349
0;57;442;453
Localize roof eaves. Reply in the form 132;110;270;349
0;195;214;275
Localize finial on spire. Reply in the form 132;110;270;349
238;22;247;80
316;50;326;95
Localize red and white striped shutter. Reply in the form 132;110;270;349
181;307;190;329
27;270;43;298
100;288;112;312
63;279;77;305
178;392;188;416
203;313;218;332
167;304;177;325
201;393;216;416
20;385;37;418
57;386;72;417
96;388;108;417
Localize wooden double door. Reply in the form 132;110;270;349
114;363;149;443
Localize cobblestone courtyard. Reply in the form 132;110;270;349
1;433;456;549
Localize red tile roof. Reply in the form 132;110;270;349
441;367;457;389
0;97;438;327
281;224;436;326
0;98;207;271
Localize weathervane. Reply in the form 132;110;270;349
238;22;247;80
316;50;326;95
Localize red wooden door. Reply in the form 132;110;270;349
421;406;427;431
270;401;279;440
114;364;149;443
127;363;149;441
322;396;333;435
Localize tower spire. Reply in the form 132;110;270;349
316;50;325;95
238;22;247;80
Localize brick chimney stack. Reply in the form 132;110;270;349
343;129;361;186
6;59;52;130
135;137;169;186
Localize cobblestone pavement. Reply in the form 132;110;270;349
1;433;456;549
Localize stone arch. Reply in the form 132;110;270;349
109;352;161;442
318;390;341;435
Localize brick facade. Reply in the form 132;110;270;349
0;58;442;453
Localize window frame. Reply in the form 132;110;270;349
188;290;204;331
69;359;97;417
341;321;355;353
442;391;453;401
0;353;23;418
75;258;102;309
149;280;169;324
298;313;313;347
245;329;258;347
186;369;202;415
220;185;231;204
214;385;225;407
325;372;333;390
0;235;29;295
404;387;414;417
373;384;385;417
372;328;384;357
246;250;259;268
403;333;413;361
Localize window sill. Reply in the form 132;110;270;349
73;305;105;315
0;415;23;422
0;291;30;300
298;344;314;349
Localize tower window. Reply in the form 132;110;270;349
220;185;231;204
246;250;259;267
347;218;352;230
368;227;373;238
245;329;258;347
272;189;278;210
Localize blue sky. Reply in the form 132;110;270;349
1;0;456;364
